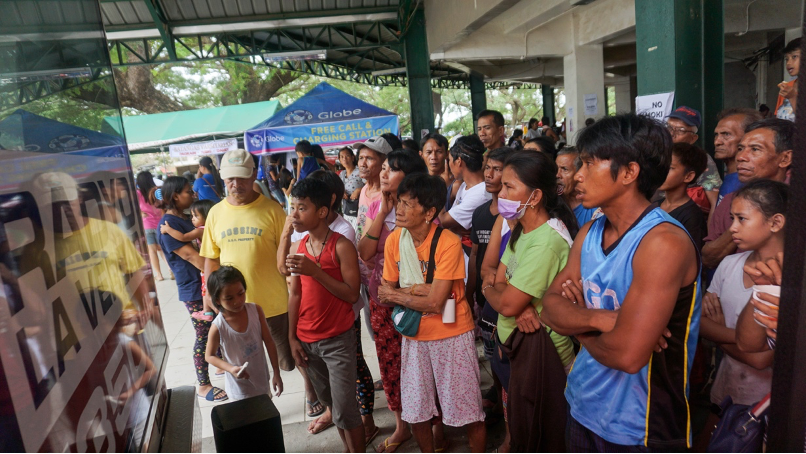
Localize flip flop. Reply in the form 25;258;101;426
198;387;228;402
306;399;325;417
373;379;384;391
376;437;403;453
307;416;334;434
191;311;214;322
365;426;380;447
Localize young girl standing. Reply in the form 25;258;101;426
205;266;284;401
697;179;787;448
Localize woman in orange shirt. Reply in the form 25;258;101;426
379;173;486;453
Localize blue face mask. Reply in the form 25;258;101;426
497;190;536;220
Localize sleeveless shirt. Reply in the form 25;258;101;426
212;303;271;401
565;206;701;449
296;232;354;343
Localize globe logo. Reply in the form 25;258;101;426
250;134;264;148
284;109;314;125
48;134;90;152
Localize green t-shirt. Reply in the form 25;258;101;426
498;222;575;366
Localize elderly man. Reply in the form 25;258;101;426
701;118;793;269
199;149;295;380
711;108;764;206
665;106;723;212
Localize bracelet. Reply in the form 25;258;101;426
364;232;380;241
482;284;494;295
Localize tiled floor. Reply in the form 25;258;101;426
152;256;500;452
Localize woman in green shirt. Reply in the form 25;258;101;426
481;150;578;452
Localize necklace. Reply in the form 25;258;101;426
308;229;331;267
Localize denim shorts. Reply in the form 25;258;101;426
144;228;158;245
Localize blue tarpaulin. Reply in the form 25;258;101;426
0;110;129;190
245;82;398;154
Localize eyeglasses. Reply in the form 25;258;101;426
666;125;695;137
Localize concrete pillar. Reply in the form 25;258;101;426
613;79;632;114
636;0;703;109
541;84;556;126
563;43;605;144
636;0;726;154
404;8;435;139
756;61;767;108
469;71;487;128
784;27;803;81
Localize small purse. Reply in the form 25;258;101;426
392;227;442;337
707;393;770;453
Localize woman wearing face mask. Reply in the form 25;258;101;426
480;150;578;452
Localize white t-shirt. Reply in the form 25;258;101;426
707;251;773;406
525;128;540;140
291;213;355;243
449;181;492;230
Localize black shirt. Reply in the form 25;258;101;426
470;200;498;302
663;198;707;251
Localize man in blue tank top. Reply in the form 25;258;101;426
541;114;702;451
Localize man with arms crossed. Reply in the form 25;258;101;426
541;114;702;451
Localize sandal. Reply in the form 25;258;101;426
307;416;333;434
376;437;403;453
191;311;215;322
198;386;228;402
365;426;380;447
306;399;325;417
373;379;384;391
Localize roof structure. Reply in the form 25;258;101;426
0;0;538;111
101;99;281;152
98;0;495;89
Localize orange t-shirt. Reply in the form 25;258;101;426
382;224;475;341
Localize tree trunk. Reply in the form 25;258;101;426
113;66;187;113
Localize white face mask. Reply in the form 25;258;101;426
497;190;536;220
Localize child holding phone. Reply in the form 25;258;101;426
204;266;284;401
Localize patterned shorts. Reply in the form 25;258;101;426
400;330;486;427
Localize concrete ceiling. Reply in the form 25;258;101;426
426;0;804;85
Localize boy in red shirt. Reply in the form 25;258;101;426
285;178;364;452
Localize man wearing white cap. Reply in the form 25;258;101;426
352;135;393;241
200;149;295;373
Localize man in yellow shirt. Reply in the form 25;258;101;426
200;149;293;372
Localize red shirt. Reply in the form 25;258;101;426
296;232;354;343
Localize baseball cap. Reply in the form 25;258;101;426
220;149;255;179
352;136;393;155
32;172;78;205
667;106;702;128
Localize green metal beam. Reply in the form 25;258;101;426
636;0;704;136
469;71;487;122
404;8;434;137
0;68;110;111
142;0;177;60
542;84;555;125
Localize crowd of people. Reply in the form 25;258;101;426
132;38;798;453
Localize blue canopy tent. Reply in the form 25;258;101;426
245;82;398;154
0;110;129;191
